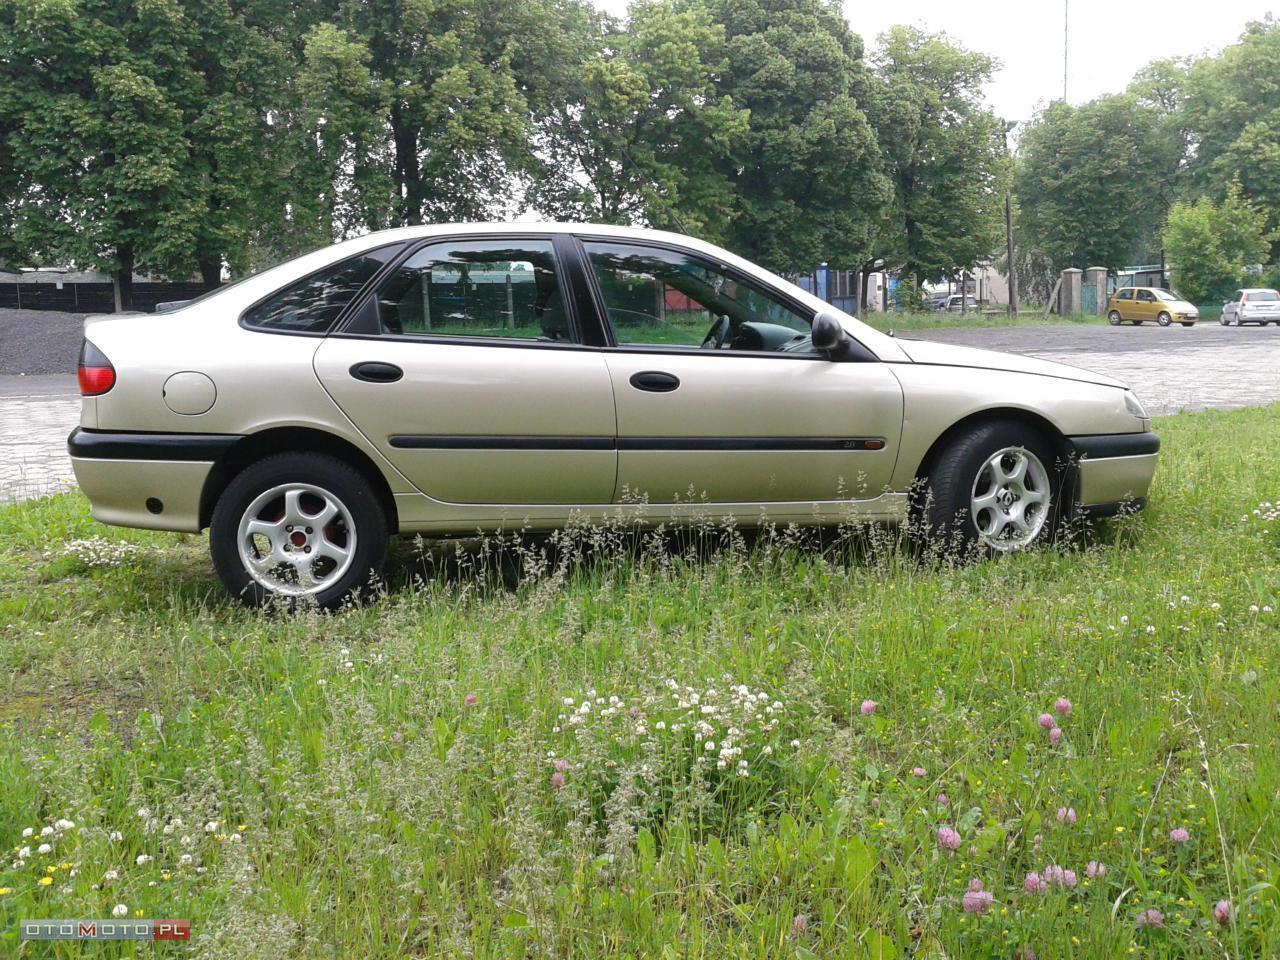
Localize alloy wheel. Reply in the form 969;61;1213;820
236;483;357;596
970;446;1051;551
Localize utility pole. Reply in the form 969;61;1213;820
1003;120;1019;317
1063;0;1069;101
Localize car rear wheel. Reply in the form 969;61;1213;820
1108;311;1122;325
1157;311;1173;326
915;421;1062;557
1220;315;1231;325
1180;322;1194;327
210;453;388;609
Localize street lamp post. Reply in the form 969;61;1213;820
1003;120;1018;317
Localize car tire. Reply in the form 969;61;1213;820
1180;322;1194;327
914;420;1063;557
1157;312;1172;326
1220;315;1231;325
1108;311;1122;325
210;452;389;610
1133;319;1144;325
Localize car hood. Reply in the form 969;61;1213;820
893;337;1127;389
1161;299;1197;313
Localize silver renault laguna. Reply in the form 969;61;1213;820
69;224;1158;607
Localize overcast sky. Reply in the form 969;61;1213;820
591;1;1274;127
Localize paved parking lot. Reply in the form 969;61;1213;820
2;322;1278;503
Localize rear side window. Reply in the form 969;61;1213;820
1117;289;1133;300
242;244;404;334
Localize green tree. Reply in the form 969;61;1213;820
528;0;746;240
1015;94;1181;276
868;26;1006;301
1163;183;1272;303
1182;17;1280;250
702;0;889;274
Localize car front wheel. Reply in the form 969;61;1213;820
1108;311;1122;325
1157;311;1173;326
210;453;388;609
916;421;1061;556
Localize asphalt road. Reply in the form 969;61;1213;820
2;320;1278;502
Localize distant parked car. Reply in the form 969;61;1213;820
929;290;951;311
1106;287;1199;326
1220;288;1280;325
942;294;980;314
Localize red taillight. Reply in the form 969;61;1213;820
78;340;116;396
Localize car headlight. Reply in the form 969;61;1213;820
1124;390;1149;420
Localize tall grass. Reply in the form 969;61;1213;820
0;406;1278;957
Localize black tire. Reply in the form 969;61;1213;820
210;452;389;609
1133;319;1144;325
1157;311;1172;327
914;420;1063;557
1107;311;1122;325
1180;322;1194;327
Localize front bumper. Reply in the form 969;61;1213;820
68;428;236;533
1067;432;1159;516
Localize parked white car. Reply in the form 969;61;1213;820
69;224;1159;608
1221;288;1280;325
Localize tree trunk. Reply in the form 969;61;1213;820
114;243;135;312
390;106;422;224
198;258;222;289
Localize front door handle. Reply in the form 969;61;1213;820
629;370;680;393
350;361;403;383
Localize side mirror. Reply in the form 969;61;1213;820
811;310;850;354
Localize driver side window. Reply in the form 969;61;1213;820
583;241;814;353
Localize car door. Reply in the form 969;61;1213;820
572;237;904;504
313;235;617;505
1133;288;1158;321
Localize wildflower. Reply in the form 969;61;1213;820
1213;900;1232;925
37;843;52;855
860;700;877;715
550;771;565;790
463;693;477;707
962;879;993;914
104;870;119;881
1057;807;1077;825
0;887;10;895
54;819;74;831
21;828;32;838
18;846;30;858
1054;698;1072;715
1145;625;1156;635
135;854;152;866
912;766;927;777
1169;827;1190;844
136;807;150;819
1024;872;1047;893
112;904;128;918
936;793;950;806
1038;713;1056;730
790;739;801;748
1043;865;1076;887
552;758;569;773
40;826;54;837
1086;860;1106;879
109;831;123;842
204;821;218;834
1049;727;1063;746
38;876;52;886
1015;949;1036;960
179;854;193;866
791;914;808;938
1136;909;1164;929
937;826;961;852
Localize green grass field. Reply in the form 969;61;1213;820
859;311;1106;333
1;406;1279;958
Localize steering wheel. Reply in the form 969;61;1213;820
700;315;731;349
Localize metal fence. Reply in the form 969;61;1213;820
0;281;215;314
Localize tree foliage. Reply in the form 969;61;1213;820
1163;183;1273;303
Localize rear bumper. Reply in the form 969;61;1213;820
68;428;235;532
1067;432;1159;515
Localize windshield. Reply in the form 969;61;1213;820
1157;288;1188;302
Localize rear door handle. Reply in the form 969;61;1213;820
349;362;403;383
629;370;680;393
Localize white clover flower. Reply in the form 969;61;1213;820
204;821;218;833
18;846;30;858
1212;602;1221;611
1145;625;1156;635
655;721;666;730
1250;605;1260;613
37;843;52;854
790;739;801;748
112;904;128;918
109;831;123;842
1120;615;1129;625
179;854;193;865
704;741;715;751
136;854;152;866
162;823;175;835
40;825;54;837
105;869;119;881
228;833;242;843
136;807;150;819
55;819;74;831
21;827;32;838
763;745;773;755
